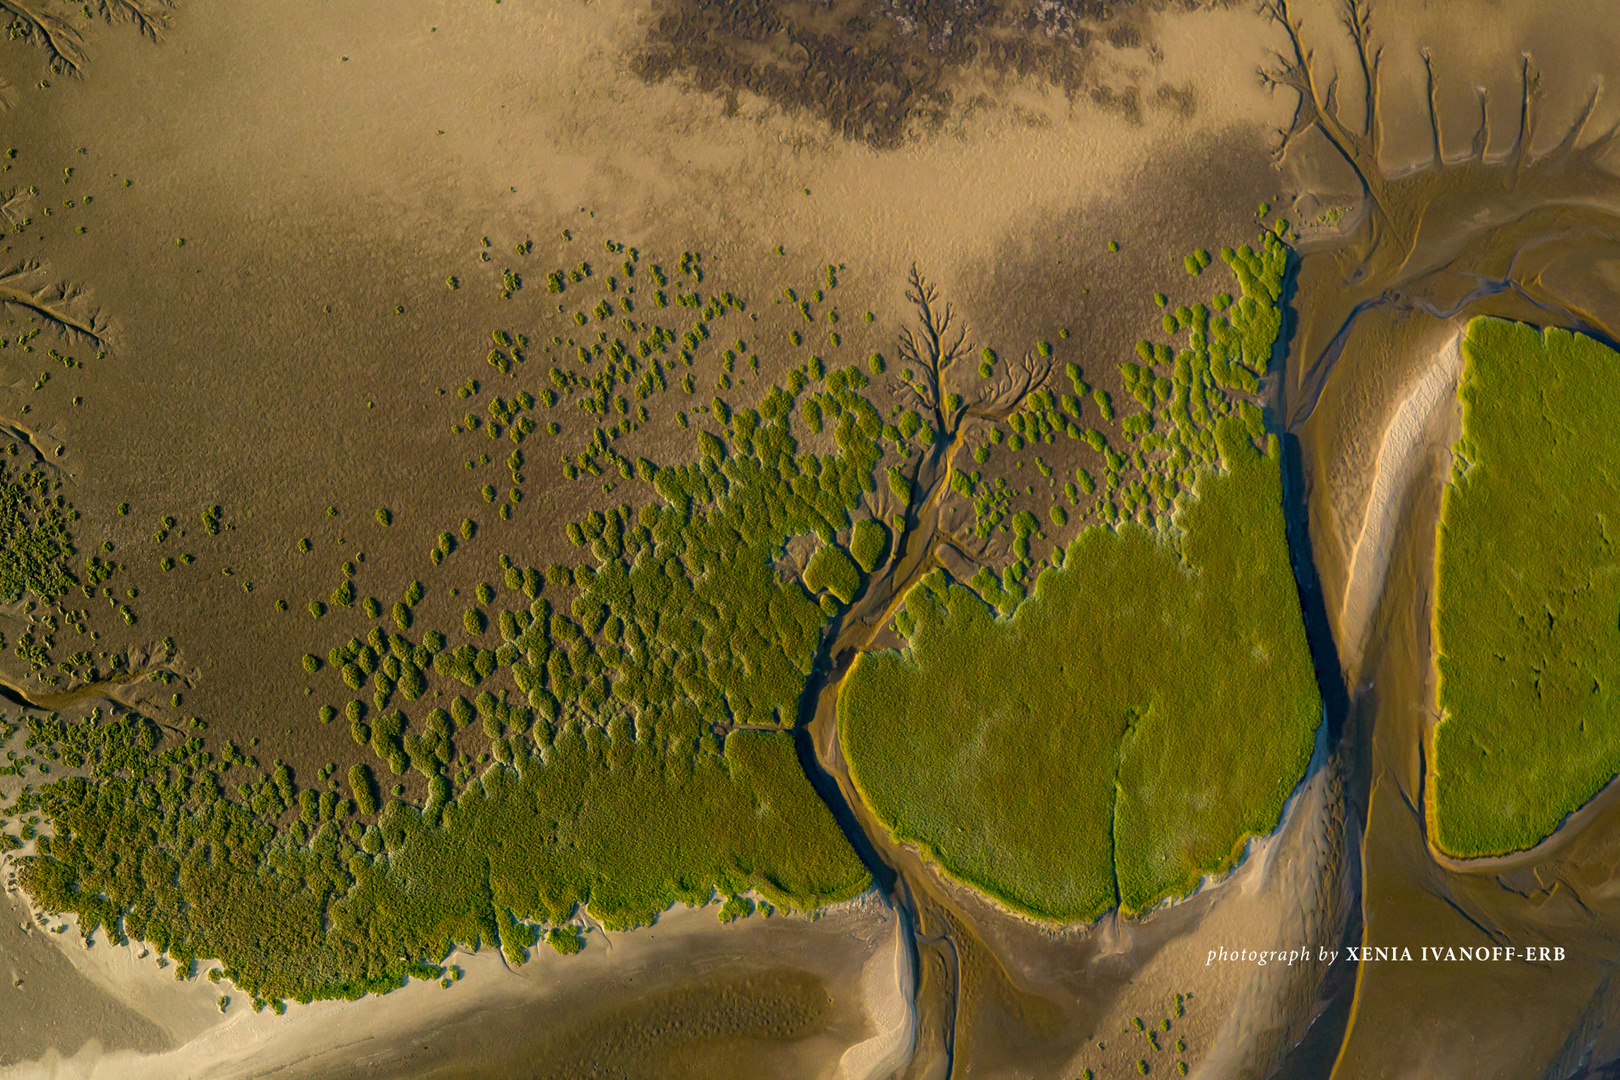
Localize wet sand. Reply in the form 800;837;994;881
0;892;169;1069
1336;331;1462;675
1281;38;1620;1061
0;892;909;1080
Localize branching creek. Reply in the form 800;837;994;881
776;10;1620;1074
1259;8;1620;1074
778;253;1357;1080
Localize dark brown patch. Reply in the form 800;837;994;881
1105;20;1143;48
630;0;1182;148
1150;81;1197;118
1089;81;1142;122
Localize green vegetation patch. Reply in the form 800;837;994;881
803;544;860;604
848;518;890;573
1433;318;1620;856
19;712;864;1005
16;290;901;1004
0;455;80;605
839;416;1318;919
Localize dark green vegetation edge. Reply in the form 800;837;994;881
19;712;862;1003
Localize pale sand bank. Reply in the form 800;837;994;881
1338;331;1464;675
0;887;910;1080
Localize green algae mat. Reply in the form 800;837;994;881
838;415;1321;919
1432;318;1620;858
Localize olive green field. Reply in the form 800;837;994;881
839;408;1320;920
839;223;1321;920
1433;318;1620;857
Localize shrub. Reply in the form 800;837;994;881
349;763;378;816
848;519;890;573
803;545;860;604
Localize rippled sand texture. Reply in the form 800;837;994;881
1335;331;1461;674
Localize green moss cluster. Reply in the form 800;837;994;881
532;366;881;732
804;545;860;604
929;232;1288;586
328;628;431;704
0;455;80;606
848;519;890;572
949;468;1013;540
0;451;128;682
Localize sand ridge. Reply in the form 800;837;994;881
1337;329;1464;676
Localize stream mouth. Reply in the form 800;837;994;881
0;668;177;713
